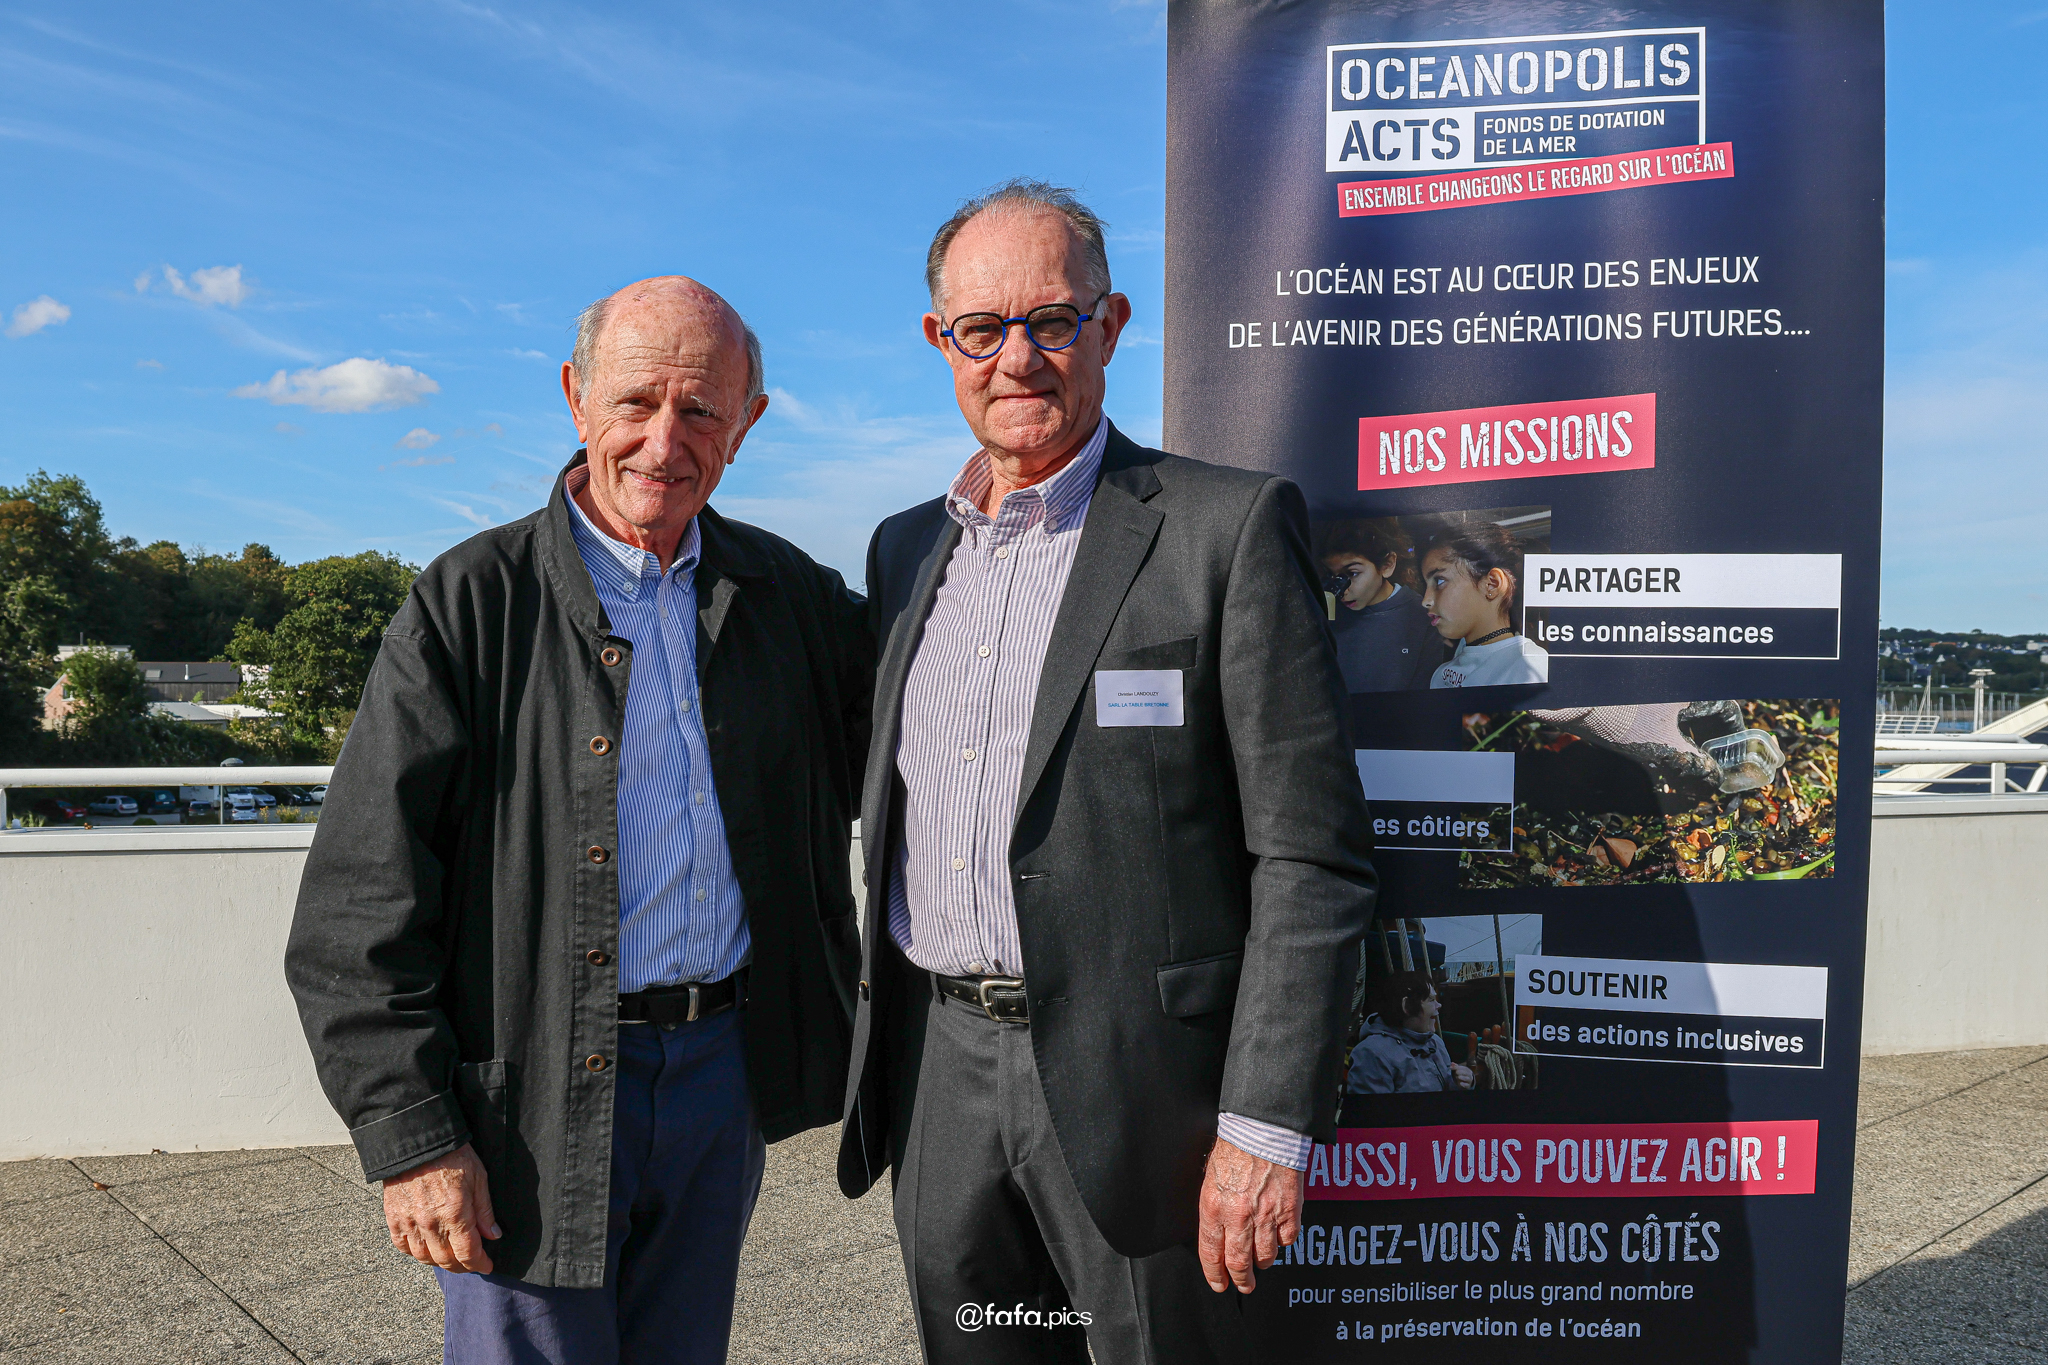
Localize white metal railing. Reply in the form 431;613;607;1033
0;767;335;828
1873;737;2048;797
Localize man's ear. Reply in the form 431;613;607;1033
923;311;950;353
560;363;587;441
727;392;772;464
1096;292;1135;365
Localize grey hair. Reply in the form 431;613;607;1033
925;178;1112;312
570;293;765;406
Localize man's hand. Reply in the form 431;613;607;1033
1197;1137;1303;1294
383;1143;500;1274
1452;1062;1476;1090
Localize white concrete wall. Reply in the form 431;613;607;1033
0;825;341;1161
1862;798;2048;1055
1;807;2041;1160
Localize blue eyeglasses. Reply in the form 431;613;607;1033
941;293;1108;359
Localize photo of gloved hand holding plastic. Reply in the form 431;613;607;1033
1524;700;1788;805
1460;699;1838;887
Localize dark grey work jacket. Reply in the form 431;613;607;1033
286;456;871;1288
839;425;1377;1257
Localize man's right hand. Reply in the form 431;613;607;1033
383;1142;500;1274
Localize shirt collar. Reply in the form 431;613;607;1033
944;415;1108;533
563;464;700;602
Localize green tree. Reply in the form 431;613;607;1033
228;551;417;740
0;575;70;764
0;471;118;648
57;647;150;728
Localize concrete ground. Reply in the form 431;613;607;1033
2;1046;2043;1363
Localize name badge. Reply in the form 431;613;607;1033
1094;669;1185;727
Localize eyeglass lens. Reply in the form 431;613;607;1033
949;304;1085;358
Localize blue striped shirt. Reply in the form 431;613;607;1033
888;418;1310;1172
564;469;749;993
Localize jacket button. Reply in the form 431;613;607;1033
587;845;609;864
586;1054;608;1072
600;646;623;667
589;735;612;756
858;980;871;1001
587;949;609;966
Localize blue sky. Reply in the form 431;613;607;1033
0;1;2041;630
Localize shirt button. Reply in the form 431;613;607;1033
586;949;610;966
695;887;708;901
858;979;871;1001
978;645;991;658
951;857;966;871
586;1054;609;1072
587;845;609;864
694;791;705;805
680;699;691;713
961;748;976;762
993;546;1010;559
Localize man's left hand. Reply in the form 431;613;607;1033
1197;1136;1303;1293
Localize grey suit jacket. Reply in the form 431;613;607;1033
837;423;1376;1257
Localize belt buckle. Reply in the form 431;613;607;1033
686;984;702;1024
974;976;1026;1022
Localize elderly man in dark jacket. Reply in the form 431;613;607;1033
286;276;870;1364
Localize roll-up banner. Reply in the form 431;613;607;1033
1165;1;1880;1358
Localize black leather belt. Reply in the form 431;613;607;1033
619;971;745;1025
933;972;1029;1022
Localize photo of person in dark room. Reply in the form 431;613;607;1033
1314;517;1445;693
1347;970;1476;1094
1419;519;1550;688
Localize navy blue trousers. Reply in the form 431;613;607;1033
438;1011;766;1365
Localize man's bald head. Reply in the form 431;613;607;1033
558;274;772;564
571;275;764;405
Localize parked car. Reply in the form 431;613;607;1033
34;798;86;823
86;795;140;816
226;793;261;823
306;786;327;804
225;786;276;808
186;799;216;818
139;789;179;815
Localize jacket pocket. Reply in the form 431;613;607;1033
1156;950;1243;1018
1098;634;1198;672
453;1059;510;1160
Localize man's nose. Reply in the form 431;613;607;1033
994;324;1046;379
641;405;685;458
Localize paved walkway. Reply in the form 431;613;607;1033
3;1047;2043;1363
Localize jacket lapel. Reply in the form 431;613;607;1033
693;505;769;682
1012;427;1164;816
864;511;962;886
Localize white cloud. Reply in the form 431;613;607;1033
234;357;440;413
136;358;164;369
395;427;442;449
156;263;252;307
133;270;152;293
507;348;550;360
6;296;71;338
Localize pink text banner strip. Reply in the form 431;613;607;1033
1339;142;1734;218
1359;391;1655;491
1307;1121;1818;1200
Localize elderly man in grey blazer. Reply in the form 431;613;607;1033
838;179;1377;1364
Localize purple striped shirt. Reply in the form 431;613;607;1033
887;417;1310;1172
